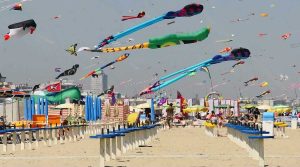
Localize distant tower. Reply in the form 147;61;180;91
90;73;108;94
0;73;6;82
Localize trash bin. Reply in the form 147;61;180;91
291;116;298;129
262;112;274;136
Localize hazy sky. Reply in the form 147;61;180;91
1;0;300;99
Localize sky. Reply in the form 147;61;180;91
1;0;300;99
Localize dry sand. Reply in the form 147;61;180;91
1;127;300;167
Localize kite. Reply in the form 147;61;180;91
80;53;130;80
219;47;231;53
122;11;145;21
157;97;168;106
32;84;40;92
53;16;61;19
279;74;288;81
201;66;213;90
188;71;196;76
98;85;114;96
221;69;234;76
216;39;233;43
79;27;210;53
258;33;267;37
281;33;291;40
10;3;22;11
140;47;251;95
140;81;160;96
91;56;100;60
167;21;175;25
55;67;61;72
244;77;258;86
55;64;79;79
232;61;245;68
260;13;268;17
256;90;271;98
92;69;103;78
66;44;77;56
231;18;249;23
4;19;37;41
128;38;134;42
84;3;203;50
260;81;269;87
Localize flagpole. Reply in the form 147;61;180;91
60;80;62;105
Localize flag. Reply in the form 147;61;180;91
110;92;116;105
157;97;167;106
45;82;61;92
177;91;182;99
177;91;188;115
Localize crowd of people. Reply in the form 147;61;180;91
159;104;264;129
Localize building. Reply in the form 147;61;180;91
0;73;6;82
90;73;108;94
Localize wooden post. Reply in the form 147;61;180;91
54;128;58;145
111;137;117;160
68;128;73;142
28;131;33;150
99;138;105;167
48;129;53;146
35;130;39;149
105;138;111;161
258;139;265;167
2;133;7;152
20;131;25;150
12;131;17;152
116;136;122;156
59;128;64;144
43;129;47;146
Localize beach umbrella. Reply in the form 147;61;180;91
183;105;208;113
162;103;180;108
241;104;257;109
127;112;140;125
268;105;291;113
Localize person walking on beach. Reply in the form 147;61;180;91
166;103;174;129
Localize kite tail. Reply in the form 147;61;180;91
99;42;149;53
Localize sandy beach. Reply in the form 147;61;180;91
2;127;299;167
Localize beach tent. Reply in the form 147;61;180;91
183;105;208;113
